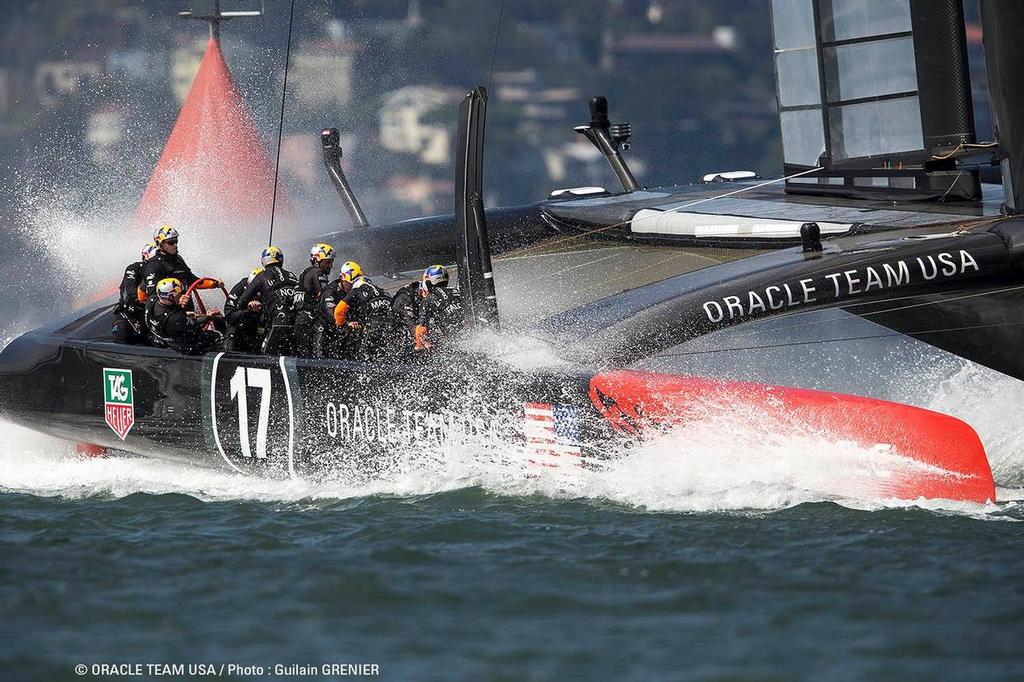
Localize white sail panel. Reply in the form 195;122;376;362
824;37;918;102
829;97;923;159
821;0;912;42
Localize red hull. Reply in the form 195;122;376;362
590;371;995;503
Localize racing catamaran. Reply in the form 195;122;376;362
3;0;1022;503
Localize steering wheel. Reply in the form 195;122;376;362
185;277;228;330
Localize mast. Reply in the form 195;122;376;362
454;86;499;329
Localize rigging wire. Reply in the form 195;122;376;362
940;170;967;202
486;0;506;94
267;0;296;246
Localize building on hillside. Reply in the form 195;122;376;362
279;132;322;193
379;86;463;165
33;61;102;108
107;48;167;84
387;175;454;214
493;69;581;141
292;39;358;113
600;28;737;71
86;105;126;165
171;38;208;104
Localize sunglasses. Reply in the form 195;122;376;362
163;239;178;246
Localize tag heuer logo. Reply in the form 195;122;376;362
103;368;135;440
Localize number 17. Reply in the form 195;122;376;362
229;367;272;459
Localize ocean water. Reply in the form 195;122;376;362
2;420;1023;682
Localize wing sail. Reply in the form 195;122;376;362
770;0;979;201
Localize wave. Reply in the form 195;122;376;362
926;361;1024;485
2;418;1020;520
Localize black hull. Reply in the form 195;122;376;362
0;327;615;476
541;217;1024;380
4;217;1024;473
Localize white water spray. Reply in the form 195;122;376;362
1;409;1018;518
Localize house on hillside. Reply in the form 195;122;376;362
601;27;737;71
86;105;125;165
292;38;358;112
33;61;102;108
170;38;207;104
379;86;463;166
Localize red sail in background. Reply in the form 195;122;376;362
133;37;286;229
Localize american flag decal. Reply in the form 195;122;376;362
523;402;582;467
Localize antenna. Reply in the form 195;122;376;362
179;0;262;42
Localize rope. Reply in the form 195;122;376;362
485;0;505;94
931;141;998;161
940;170;966;202
268;0;296;246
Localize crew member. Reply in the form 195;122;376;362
141;225;203;302
236;246;300;355
294;243;335;357
146;277;224;354
223;267;264;353
415;265;465;351
390;277;424;353
322;261;394;360
112;242;158;344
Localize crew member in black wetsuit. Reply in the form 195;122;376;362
141;225;205;302
294;243;334;357
390;278;423;353
112;242;158;344
145;277;224;354
236;246;299;355
223;267;264;353
322;261;394;360
415;265;465;351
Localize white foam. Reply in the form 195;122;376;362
458;328;569;371
536;408;1015;516
926;362;1024;486
2;412;1018;519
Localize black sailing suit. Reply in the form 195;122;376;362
322;277;394;361
237;264;299;356
141;250;198;301
223;277;263;353
417;286;466;348
294;264;330;357
390;281;422;353
112;260;147;344
145;299;223;355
